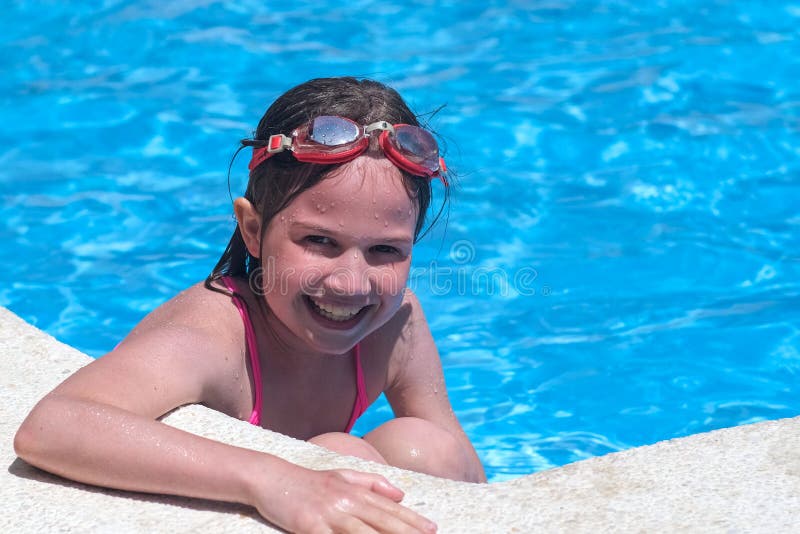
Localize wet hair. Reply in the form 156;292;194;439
205;76;449;289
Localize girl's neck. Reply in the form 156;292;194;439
245;289;354;366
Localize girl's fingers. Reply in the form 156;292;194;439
335;469;404;501
354;490;437;534
328;469;437;533
334;515;375;534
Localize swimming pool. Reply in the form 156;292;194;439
2;2;798;481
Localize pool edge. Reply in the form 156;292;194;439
2;305;798;532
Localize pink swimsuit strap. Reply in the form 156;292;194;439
345;343;369;433
221;276;262;425
220;276;369;432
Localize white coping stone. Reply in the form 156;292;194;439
1;304;799;533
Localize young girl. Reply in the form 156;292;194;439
14;77;485;533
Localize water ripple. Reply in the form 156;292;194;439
2;0;799;481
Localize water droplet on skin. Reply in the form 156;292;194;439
384;220;389;227
330;201;336;207
374;213;379;219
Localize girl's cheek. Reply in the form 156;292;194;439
283;254;327;295
258;256;306;296
378;265;410;297
298;267;325;297
253;265;281;297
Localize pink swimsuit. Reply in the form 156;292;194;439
221;276;369;433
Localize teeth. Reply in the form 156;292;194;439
309;297;363;322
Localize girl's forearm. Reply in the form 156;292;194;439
13;393;293;509
14;394;440;533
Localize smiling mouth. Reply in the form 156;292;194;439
306;296;369;322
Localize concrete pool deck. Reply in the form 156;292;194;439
2;305;799;533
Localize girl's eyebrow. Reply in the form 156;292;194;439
291;222;413;245
291;222;331;234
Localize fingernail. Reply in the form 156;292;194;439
386;482;403;495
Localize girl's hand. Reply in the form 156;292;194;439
251;466;437;533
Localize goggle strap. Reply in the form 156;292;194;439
249;146;270;171
248;133;293;170
267;133;292;153
438;159;449;186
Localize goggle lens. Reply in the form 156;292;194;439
308;116;360;146
393;125;440;172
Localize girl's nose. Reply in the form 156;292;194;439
323;249;372;297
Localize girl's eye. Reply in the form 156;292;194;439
371;244;402;255
305;235;334;246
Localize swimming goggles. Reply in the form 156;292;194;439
242;115;447;182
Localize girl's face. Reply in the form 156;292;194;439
258;155;418;355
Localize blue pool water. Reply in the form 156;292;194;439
2;2;799;481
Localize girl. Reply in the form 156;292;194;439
14;77;485;533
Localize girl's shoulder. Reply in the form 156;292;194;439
362;289;437;381
51;281;249;420
129;280;241;342
377;288;430;341
113;280;247;387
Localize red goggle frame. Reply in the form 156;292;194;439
242;116;447;183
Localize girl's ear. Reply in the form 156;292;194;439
233;198;262;259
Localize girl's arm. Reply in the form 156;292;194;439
14;288;436;533
380;290;487;483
